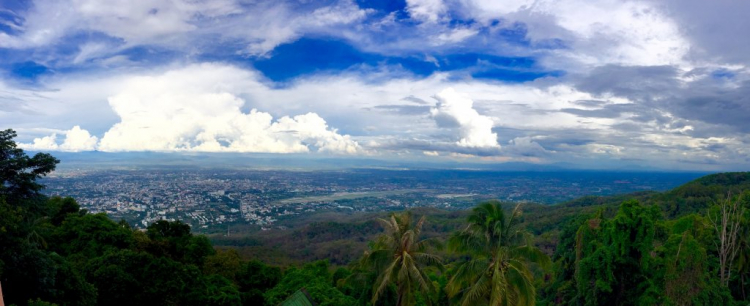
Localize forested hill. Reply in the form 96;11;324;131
2;129;749;306
216;172;750;267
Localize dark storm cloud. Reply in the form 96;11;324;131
576;65;679;101
574;64;750;135
655;0;750;65
667;81;750;132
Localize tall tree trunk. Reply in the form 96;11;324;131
709;193;745;287
0;280;5;306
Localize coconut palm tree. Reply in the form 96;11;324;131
359;211;443;306
446;201;550;306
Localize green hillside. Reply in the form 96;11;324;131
1;129;749;306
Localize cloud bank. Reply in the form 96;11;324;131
20;64;361;154
20;126;98;152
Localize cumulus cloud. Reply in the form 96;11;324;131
430;88;500;148
19;134;60;151
96;64;360;154
19;126;98;152
60;126;99;151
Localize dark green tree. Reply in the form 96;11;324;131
0;130;61;305
236;260;281;306
0;129;59;201
203;249;242;282
145;220;214;266
47;196;81;226
574;200;664;306
543;215;589;305
446;201;550;306
264;260;355;306
51;213;134;258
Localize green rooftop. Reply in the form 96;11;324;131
278;288;316;306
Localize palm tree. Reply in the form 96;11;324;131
446;201;550;306
359;211;443;306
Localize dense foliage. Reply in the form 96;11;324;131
1;128;750;306
446;201;550;306
1;130;280;306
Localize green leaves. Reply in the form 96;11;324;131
447;201;549;306
354;211;443;306
0;129;59;200
264;260;355;306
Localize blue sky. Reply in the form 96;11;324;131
1;0;750;171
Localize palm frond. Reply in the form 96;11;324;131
372;255;400;304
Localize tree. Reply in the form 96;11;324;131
736;215;750;300
543;215;589;305
446;201;550;306
236;260;281;306
203;249;242;282
47;196;81;226
662;232;708;305
51;213;134;258
198;274;242;306
144;220;214;266
359;211;443;306
0;129;59;201
708;193;746;287
574;200;664;306
264;260;355;306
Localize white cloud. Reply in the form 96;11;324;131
430;88;500;148
2;0;240;48
19;125;98;152
19;134;60;151
96;64;360;154
406;0;448;23
460;0;689;67
2;0;368;58
60;126;98;151
72;42;110;64
236;1;370;56
433;27;479;45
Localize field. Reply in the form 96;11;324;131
276;189;427;204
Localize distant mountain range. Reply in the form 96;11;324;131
41;151;707;173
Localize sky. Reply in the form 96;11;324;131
1;0;749;171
